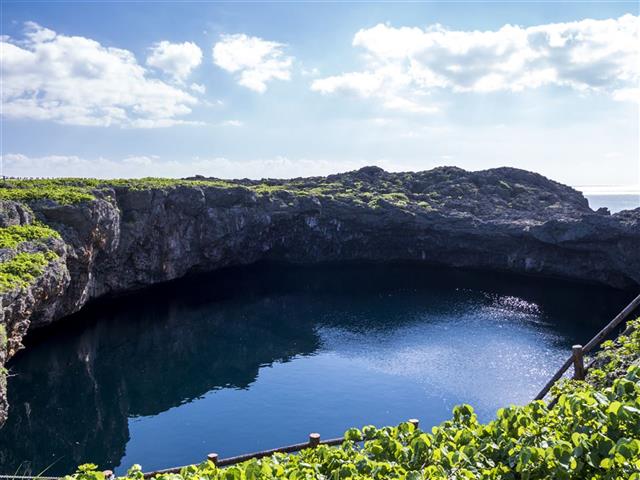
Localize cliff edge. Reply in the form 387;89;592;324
0;166;639;424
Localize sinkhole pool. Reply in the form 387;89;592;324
0;263;634;475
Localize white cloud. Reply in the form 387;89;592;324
382;96;438;114
1;22;199;127
212;33;293;92
312;14;640;111
1;153;419;179
301;66;320;77
612;87;640;103
146;41;203;82
190;83;206;94
23;21;56;42
220;120;243;127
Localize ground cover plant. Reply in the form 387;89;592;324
0;251;59;293
0;178;236;204
0;223;61;250
64;319;640;480
0;221;61;293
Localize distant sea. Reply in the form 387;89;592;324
575;185;640;213
583;194;640;213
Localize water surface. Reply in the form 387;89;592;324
0;263;633;475
584;193;639;213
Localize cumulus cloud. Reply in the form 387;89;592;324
212;34;293;92
146;40;203;82
1;22;200;127
312;14;640;110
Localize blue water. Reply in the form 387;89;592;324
0;263;633;475
584;194;639;213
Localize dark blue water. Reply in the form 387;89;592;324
0;263;633;475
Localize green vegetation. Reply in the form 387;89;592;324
64;319;640;480
0;178;238;205
0;167;581;221
0;223;61;249
380;192;410;206
0;222;62;292
0;173;442;211
0;324;6;354
249;184;292;195
0;251;59;293
0;179;96;204
0;185;95;204
107;178;237;191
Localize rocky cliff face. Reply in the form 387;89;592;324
0;166;639;424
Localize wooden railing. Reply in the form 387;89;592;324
136;420;420;479
533;292;640;401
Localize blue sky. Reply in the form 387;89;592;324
1;1;638;188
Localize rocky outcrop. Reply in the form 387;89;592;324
0;166;639;424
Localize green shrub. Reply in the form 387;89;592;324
0;179;96;204
0;223;61;249
0;178;239;205
0;251;59;293
380;192;410;206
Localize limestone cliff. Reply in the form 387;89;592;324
0;166;639;424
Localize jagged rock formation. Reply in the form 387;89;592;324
0;166;639;424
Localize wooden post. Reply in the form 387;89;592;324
572;345;585;380
309;432;321;447
408;419;419;429
207;453;219;465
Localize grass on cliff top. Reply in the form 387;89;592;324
0;183;95;204
63;318;640;480
0;171;539;213
0;178;241;205
0;223;61;249
0;250;59;293
0;174;439;212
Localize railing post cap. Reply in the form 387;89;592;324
207;452;219;464
103;470;114;480
572;344;583;350
309;432;321;446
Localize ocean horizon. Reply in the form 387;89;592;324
584;194;639;213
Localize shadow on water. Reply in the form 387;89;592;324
0;262;635;475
